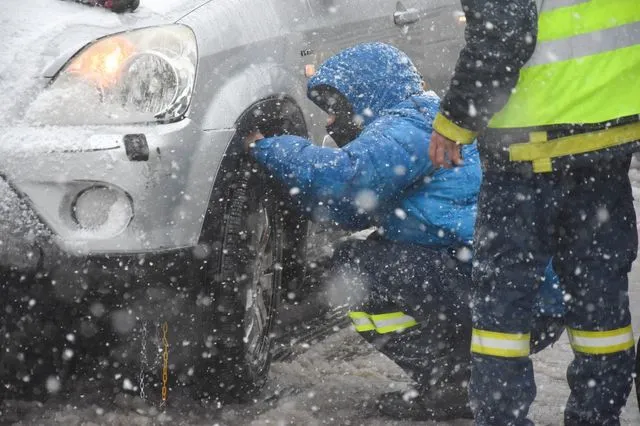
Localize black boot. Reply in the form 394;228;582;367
377;358;473;421
376;386;473;421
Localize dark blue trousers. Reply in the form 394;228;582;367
471;155;637;425
331;238;563;395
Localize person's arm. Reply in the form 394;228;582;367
250;113;434;226
249;134;374;228
430;0;538;166
437;0;539;140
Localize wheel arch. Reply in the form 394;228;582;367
193;93;311;399
198;92;311;292
196;62;309;132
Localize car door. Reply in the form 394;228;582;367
391;0;466;95
305;0;398;57
299;0;465;134
300;0;398;140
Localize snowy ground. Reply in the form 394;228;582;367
2;1;640;425
4;305;640;426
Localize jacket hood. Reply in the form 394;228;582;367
307;43;423;126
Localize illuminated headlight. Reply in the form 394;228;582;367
72;186;133;236
27;24;197;125
453;11;467;24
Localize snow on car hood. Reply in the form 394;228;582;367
143;0;209;16
31;1;207;78
0;0;207;123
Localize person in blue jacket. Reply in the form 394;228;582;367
246;42;564;421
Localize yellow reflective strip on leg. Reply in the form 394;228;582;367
471;328;531;358
354;323;376;333
570;341;635;354
351;317;376;332
567;325;635;354
348;311;418;333
369;312;406;321
470;344;531;358
370;312;418;334
348;311;376;332
568;325;633;338
472;329;530;341
375;318;418;334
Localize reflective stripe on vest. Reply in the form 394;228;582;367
348;311;418;334
489;0;640;129
567;325;635;355
534;0;590;13
471;328;530;358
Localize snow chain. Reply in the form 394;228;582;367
138;321;149;400
138;320;169;407
161;321;169;406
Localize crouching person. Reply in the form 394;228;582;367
245;42;565;421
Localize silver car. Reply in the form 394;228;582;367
0;0;464;402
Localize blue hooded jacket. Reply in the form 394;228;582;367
253;43;481;248
251;43;564;316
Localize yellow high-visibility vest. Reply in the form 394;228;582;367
489;0;640;129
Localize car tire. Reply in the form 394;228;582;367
196;156;283;402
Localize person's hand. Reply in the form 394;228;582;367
244;131;265;152
429;131;463;168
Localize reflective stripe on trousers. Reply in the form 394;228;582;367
471;328;531;358
567;325;635;355
348;311;418;334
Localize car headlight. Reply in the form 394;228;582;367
27;24;197;125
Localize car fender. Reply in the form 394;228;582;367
196;61;309;132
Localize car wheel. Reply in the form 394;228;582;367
197;157;283;402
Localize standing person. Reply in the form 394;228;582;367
246;42;565;421
429;1;640;424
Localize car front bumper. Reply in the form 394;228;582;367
0;120;236;258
